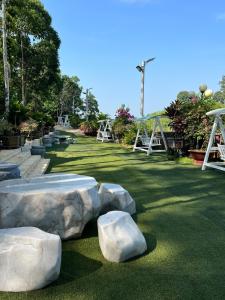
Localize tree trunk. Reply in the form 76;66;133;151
20;32;25;105
2;0;10;116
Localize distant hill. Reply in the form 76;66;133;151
146;110;171;132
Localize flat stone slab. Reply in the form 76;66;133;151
0;227;61;292
0;174;101;239
98;211;147;262
99;183;136;215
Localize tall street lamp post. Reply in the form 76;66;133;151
136;57;155;117
83;88;92;121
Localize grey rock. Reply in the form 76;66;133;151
0;227;61;292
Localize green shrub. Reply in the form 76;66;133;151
165;97;224;149
8;100;28;125
30;112;55;127
69;114;81;128
112;105;135;142
0;119;14;135
80;120;98;136
122;123;137;145
112;120;128;141
166;147;181;160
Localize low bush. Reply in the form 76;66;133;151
112;104;135;142
165;96;224;150
80;120;98;136
69;114;82;129
122;123;137;145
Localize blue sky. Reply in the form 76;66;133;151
41;0;225;117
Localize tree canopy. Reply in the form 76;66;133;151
0;0;100;125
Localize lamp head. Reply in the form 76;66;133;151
199;84;207;93
136;65;143;72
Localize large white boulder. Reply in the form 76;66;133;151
0;227;61;292
0;174;101;240
99;183;136;215
97;211;147;262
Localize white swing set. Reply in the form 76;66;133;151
202;108;225;171
96;119;114;142
133;115;168;155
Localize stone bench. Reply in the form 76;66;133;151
98;211;147;262
31;145;45;156
99;183;136;215
0;174;101;240
0;174;137;241
0;227;61;292
42;135;52;147
0;162;20;181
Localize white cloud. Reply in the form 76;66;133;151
216;13;225;21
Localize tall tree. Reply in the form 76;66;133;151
59;75;82;116
1;0;10;115
0;0;61;115
86;91;99;120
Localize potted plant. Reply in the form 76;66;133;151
184;98;222;164
0;120;22;149
165;87;224;164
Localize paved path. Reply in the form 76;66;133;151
54;125;84;136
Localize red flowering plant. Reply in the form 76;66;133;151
115;104;134;124
113;105;135;141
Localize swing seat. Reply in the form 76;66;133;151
140;136;150;146
217;144;225;160
140;136;161;147
103;131;112;138
97;131;113;141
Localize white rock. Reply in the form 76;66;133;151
0;227;61;292
99;183;136;215
0;174;101;240
98;211;147;262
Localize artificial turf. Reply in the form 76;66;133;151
2;134;225;300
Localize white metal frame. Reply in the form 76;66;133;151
202;108;225;171
57;115;70;128
133;115;168;155
97;119;114;142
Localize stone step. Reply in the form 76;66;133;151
27;159;50;178
6;151;31;166
20;155;42;178
0;146;50;179
0;148;22;162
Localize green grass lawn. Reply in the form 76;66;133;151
2;134;225;300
